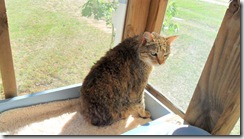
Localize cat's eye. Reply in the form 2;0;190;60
164;53;169;57
151;52;157;57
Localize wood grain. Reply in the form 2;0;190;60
145;0;168;34
122;0;151;39
122;0;168;40
0;0;17;98
184;0;240;135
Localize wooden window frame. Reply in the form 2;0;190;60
0;0;17;99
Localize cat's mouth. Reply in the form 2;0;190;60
151;60;164;66
156;62;165;66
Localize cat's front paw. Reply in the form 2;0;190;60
139;110;151;119
144;110;151;118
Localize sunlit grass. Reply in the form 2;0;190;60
150;0;227;112
149;0;240;135
5;0;111;95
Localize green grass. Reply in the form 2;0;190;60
5;0;111;94
150;0;227;111
149;0;240;135
0;0;239;135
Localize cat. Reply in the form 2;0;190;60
80;32;178;126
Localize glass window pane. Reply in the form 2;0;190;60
149;0;227;112
148;0;240;135
4;0;122;98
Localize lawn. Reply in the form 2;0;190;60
149;0;227;113
148;0;240;135
1;0;239;135
4;0;112;95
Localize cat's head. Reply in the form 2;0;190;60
138;32;178;66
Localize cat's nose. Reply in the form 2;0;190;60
159;61;164;65
158;57;165;65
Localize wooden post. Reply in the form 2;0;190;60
184;0;240;135
122;0;151;40
122;0;168;40
0;0;17;98
145;0;168;34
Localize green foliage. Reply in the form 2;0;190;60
81;0;118;26
81;0;118;48
82;0;179;35
162;0;179;35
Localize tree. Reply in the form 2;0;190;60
162;0;179;35
81;0;179;44
81;0;118;47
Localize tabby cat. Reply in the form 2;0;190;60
80;32;177;126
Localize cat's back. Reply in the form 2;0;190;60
81;37;141;88
94;36;140;69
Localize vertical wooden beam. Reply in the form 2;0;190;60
123;0;168;40
145;0;168;33
184;0;240;135
122;0;151;40
0;0;17;98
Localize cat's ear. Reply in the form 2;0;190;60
166;35;178;46
141;32;154;45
